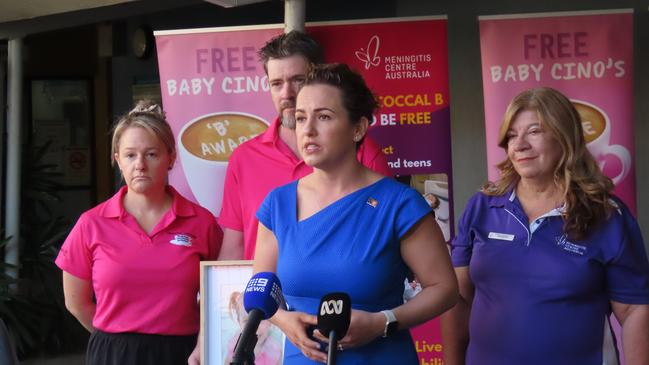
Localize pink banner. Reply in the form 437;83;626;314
156;25;283;216
479;10;636;213
308;19;451;176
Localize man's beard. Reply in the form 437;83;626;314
279;101;296;129
280;113;296;130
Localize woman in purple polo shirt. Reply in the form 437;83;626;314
56;101;222;365
442;87;649;365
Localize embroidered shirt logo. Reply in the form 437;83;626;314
555;234;586;255
366;197;379;208
170;234;193;247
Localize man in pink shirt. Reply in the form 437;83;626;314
218;31;391;260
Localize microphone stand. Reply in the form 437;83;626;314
327;331;337;365
231;310;264;365
229;333;257;365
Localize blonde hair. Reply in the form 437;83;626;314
483;87;614;240
111;100;175;166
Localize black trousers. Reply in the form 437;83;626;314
86;330;197;365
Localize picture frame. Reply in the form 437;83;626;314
200;260;284;365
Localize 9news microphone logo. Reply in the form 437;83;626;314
246;277;269;293
320;299;345;315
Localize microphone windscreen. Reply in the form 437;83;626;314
243;272;285;319
317;292;352;338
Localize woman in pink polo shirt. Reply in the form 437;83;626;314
56;101;222;365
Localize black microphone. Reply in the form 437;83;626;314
231;272;285;365
317;293;351;365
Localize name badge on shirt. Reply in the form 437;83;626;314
488;232;515;241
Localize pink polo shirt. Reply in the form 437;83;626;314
219;117;391;259
56;186;222;335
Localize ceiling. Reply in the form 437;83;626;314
0;0;139;23
0;0;271;24
0;0;273;39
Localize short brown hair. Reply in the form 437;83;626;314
258;31;324;73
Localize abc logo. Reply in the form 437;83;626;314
320;300;344;315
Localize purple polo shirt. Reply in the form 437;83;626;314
451;191;649;365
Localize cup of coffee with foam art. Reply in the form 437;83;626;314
178;112;268;215
572;100;630;184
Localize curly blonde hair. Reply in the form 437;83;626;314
482;87;615;240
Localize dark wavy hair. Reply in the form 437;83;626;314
258;30;324;73
483;87;615;240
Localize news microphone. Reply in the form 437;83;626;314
231;272;284;365
317;292;351;365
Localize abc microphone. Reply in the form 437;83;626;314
231;272;285;365
317;293;351;365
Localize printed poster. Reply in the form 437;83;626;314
479;10;636;212
156;25;283;217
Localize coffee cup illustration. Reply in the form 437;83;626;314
572;100;630;184
178;112;269;216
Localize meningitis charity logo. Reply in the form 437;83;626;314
170;233;193;247
355;35;381;70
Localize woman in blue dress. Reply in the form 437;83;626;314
253;63;458;364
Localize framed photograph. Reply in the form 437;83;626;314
200;260;284;365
